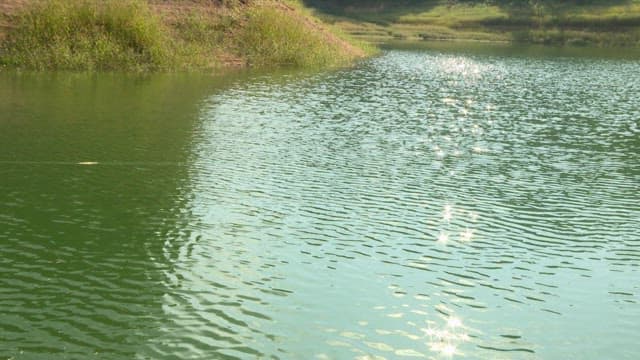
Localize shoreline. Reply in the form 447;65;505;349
308;0;640;48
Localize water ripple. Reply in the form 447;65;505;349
2;49;639;359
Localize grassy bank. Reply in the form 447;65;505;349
304;0;640;47
0;0;369;71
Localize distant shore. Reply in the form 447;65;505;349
306;0;640;47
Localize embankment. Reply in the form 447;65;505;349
0;0;369;71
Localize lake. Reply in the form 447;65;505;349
1;44;639;359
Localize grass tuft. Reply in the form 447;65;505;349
235;4;359;68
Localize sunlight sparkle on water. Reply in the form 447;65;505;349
442;205;453;222
436;56;491;79
442;344;457;357
447;317;462;328
437;231;449;244
459;229;474;242
442;98;456;105
429;340;459;358
472;146;488;153
423;315;469;358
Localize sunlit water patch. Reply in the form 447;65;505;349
1;48;639;359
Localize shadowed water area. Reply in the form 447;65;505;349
1;45;639;359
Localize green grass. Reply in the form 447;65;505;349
170;9;239;70
307;0;640;46
0;0;368;71
235;4;362;68
0;0;174;71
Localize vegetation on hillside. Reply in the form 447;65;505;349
1;0;172;70
0;0;368;71
304;0;640;46
236;2;370;67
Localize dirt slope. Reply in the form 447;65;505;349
0;0;27;40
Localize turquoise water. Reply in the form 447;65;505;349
1;46;639;359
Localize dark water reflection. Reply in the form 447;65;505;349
1;46;640;360
0;73;214;359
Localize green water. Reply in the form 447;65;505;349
1;45;639;360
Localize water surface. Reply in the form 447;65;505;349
1;46;639;359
